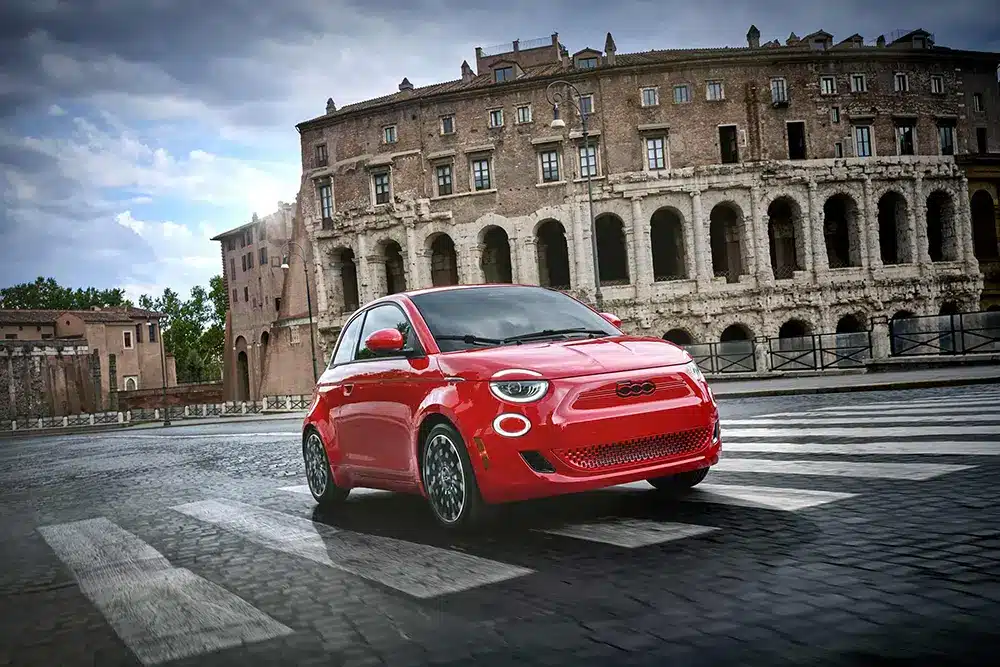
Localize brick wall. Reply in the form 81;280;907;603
0;342;97;420
117;382;223;410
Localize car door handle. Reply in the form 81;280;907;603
343;384;354;396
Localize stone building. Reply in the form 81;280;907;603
0;306;175;418
293;26;1000;354
956;153;1000;311
213;201;320;401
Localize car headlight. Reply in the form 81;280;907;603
489;379;549;403
681;360;705;384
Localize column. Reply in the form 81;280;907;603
574;201;591;292
751;186;773;284
862;177;879;270
507;233;521;284
522;236;540;285
631;196;653;297
914;174;931;264
355;233;375;302
906;180;919;264
310;238;329;316
690;190;709;287
404;222;422;289
808;181;828;275
744;190;760;280
958;175;979;268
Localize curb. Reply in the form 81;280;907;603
713;374;1000;399
0;412;308;440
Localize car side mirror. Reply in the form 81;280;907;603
364;328;405;355
599;312;622;329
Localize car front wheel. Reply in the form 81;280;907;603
421;422;486;530
647;466;709;492
303;428;349;508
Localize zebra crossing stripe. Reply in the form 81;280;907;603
807;395;1000;413
610;481;855;510
536;519;718;548
37;517;293;666
724;425;1000;439
758;406;995;419
714;458;973;480
719;440;1000;456
724;414;1000;426
172;499;533;599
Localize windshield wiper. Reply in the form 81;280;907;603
502;328;609;344
435;334;503;346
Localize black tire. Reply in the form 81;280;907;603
302;427;349;508
421;422;487;530
647;466;710;492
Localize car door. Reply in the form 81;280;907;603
347;302;432;482
319;310;369;477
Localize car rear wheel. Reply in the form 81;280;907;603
647;466;709;492
421;422;486;530
303;428;349;508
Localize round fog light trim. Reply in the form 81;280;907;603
492;413;531;438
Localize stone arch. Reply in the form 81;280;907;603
720;323;753;342
663;328;694;345
595;213;630;285
376;239;407;294
891;309;915;322
234;335;250;402
926;190;960;262
778;318;811;338
649;207;687;281
536;219;571;289
823;192;862;268
124;377;137;391
332;246;360;312
876;190;911;264
766;196;804;279
479;225;513;283
835;313;866;334
709;202;747;283
971;189;998;260
427;233;459;286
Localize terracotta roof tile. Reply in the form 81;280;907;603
0;307;166;325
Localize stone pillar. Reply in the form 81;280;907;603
522;236;540;285
404;222;422;289
808;181;828;275
751;186;773;284
690;190;709;287
508;234;521;284
958;175;980;270
914;174;931;267
356;233;374;302
631;196;653;298
573;201;590;293
906;180;919;264
310;237;329;315
863;177;879;270
870;314;891;360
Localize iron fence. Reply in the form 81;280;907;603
683;340;756;373
890;311;1000;356
768;331;872;371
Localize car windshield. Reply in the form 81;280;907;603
409;286;619;352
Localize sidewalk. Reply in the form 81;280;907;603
710;364;1000;399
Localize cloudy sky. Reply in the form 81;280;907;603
1;0;996;302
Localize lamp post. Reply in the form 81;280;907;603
153;316;170;426
281;241;318;382
546;79;601;309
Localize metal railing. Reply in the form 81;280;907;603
890;311;1000;356
769;332;872;371
684;340;756;373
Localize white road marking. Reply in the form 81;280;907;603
173;499;533;599
37;517;293;666
724;414;1000;426
537;519;718;548
610;481;855;510
758;406;996;419
724;425;1000;439
279;485;390;498
720;440;1000;456
714;458;973;480
807;395;1000;412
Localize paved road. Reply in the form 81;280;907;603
2;385;999;666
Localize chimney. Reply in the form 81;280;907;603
876;34;886;47
604;32;617;65
747;24;761;48
325;97;336;113
461;60;474;83
398;77;413;92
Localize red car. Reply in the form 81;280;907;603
301;284;721;529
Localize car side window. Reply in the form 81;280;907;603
331;313;366;366
356;304;416;360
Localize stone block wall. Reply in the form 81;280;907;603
0;342;97;421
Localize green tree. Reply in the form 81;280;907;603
0;277;127;310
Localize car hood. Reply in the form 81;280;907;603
436;336;692;381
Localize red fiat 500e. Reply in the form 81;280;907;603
301;284;721;529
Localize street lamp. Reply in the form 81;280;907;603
151;316;170;426
546;79;602;309
281;241;319;382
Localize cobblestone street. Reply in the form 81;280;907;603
2;384;999;666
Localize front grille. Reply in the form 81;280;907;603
554;426;712;471
573;374;690;410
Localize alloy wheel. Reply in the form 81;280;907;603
424;433;467;523
304;432;329;497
